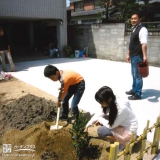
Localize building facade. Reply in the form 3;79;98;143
69;0;106;24
69;0;160;25
0;0;67;56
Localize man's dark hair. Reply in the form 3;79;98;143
44;65;59;77
131;11;143;18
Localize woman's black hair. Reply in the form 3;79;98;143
95;86;118;126
44;65;59;77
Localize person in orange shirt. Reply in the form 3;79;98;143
44;65;85;120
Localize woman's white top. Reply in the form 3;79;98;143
86;98;138;133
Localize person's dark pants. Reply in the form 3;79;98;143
130;55;143;97
97;126;113;138
62;80;85;117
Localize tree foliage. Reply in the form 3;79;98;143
97;0;160;22
69;112;101;159
115;0;139;22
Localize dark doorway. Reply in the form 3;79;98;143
34;22;57;51
0;20;58;61
10;23;30;56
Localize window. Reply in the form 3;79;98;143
71;21;78;25
82;19;101;24
74;1;83;11
94;0;101;8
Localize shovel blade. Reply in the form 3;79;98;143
50;125;63;130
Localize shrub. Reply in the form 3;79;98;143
69;112;102;159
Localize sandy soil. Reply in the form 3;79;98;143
0;77;158;160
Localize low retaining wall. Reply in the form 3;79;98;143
68;23;160;66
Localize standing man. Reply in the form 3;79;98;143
0;27;16;72
126;12;148;100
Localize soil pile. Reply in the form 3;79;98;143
0;94;78;160
0;94;105;160
0;94;56;135
2;122;76;160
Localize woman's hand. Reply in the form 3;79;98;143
84;127;88;132
94;120;100;126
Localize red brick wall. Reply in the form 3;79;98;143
70;3;74;11
70;1;95;12
84;1;94;11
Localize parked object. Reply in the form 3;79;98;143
5;73;12;80
50;48;59;58
73;47;88;58
79;51;84;57
83;47;88;57
75;50;80;58
0;72;12;80
63;45;72;57
75;47;88;58
137;62;149;78
70;54;74;58
57;53;60;58
0;71;5;80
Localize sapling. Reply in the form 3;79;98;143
69;112;92;159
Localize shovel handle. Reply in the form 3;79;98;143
55;106;61;129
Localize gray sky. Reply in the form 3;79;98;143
66;0;69;6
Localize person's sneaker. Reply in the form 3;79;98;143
11;69;16;72
125;90;135;95
59;115;68;121
67;115;75;123
128;94;141;100
118;144;125;153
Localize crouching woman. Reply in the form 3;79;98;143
84;86;138;151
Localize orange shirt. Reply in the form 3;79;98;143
58;70;84;101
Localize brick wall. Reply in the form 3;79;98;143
68;24;160;66
84;1;94;10
70;3;74;11
70;0;95;11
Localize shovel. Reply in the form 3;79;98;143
50;105;63;130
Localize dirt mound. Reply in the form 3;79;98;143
0;94;56;134
0;94;78;160
2;122;76;160
0;94;109;160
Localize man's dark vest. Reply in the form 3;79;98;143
129;24;144;56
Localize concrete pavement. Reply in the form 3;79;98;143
1;57;160;158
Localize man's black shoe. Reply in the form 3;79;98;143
59;115;68;121
125;90;135;95
128;95;141;100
